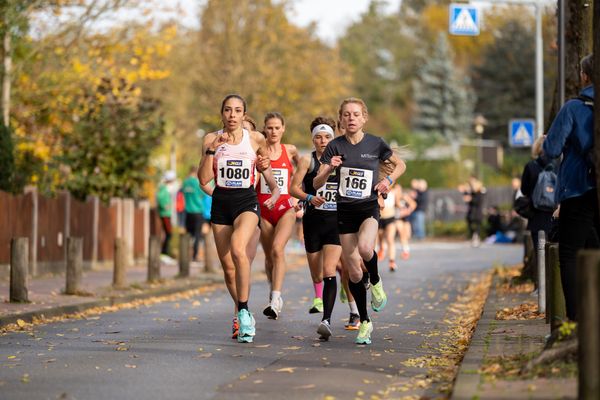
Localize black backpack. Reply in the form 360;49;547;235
532;163;557;212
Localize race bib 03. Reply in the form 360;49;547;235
315;182;338;211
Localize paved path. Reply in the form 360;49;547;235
0;241;521;399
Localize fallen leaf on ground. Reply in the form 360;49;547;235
276;367;296;373
294;384;316;389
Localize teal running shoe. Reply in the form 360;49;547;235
237;309;255;343
355;320;373;345
370;280;387;312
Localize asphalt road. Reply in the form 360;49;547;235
0;241;522;400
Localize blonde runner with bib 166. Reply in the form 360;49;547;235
314;98;406;345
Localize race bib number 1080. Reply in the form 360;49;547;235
339;167;373;199
217;158;252;188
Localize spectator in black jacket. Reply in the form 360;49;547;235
519;135;557;282
521;136;557;246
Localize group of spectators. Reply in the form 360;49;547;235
156;166;211;263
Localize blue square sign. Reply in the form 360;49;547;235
449;4;480;36
509;119;536;147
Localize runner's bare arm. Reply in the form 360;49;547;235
374;154;406;194
290;155;310;201
313;156;341;189
200;181;214;196
287;144;301;168
290;155;325;207
198;132;221;185
253;132;281;209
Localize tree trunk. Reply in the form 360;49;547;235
547;0;593;125
595;0;600;214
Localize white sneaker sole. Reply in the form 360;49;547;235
317;322;332;341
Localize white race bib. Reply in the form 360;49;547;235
339;167;373;199
315;182;338;211
260;168;289;195
216;158;252;189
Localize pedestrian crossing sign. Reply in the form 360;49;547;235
509;119;535;147
449;4;480;36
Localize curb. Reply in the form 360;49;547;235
0;276;224;328
451;275;498;400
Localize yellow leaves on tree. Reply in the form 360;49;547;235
12;19;176;189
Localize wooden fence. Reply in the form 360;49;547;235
0;189;157;277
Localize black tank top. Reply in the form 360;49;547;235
302;151;320;196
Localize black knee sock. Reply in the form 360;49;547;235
364;251;380;285
322;276;337;323
238;301;248;311
348;279;369;322
362;270;369;286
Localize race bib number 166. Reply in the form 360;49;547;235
339;167;373;199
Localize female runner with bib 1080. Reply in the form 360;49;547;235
257;112;300;320
314;97;405;345
199;94;281;343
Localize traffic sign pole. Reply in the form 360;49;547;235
455;0;544;139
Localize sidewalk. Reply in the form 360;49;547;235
0;259;224;328
452;270;577;399
0;243;307;328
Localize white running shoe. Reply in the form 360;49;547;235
317;320;332;341
263;296;283;320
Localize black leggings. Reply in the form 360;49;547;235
558;190;600;321
185;213;205;260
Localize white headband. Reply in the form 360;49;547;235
311;124;335;138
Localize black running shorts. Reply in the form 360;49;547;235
211;187;260;226
302;211;340;253
337;200;380;235
378;217;395;230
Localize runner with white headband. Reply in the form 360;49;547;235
290;116;342;340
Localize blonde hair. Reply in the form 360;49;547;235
338;97;369;120
531;135;545;158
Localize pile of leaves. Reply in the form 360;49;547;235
496;302;545;321
385;271;494;397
